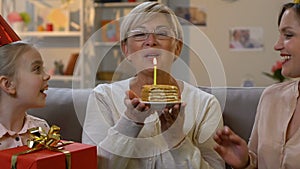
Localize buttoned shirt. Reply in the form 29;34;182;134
0;114;49;150
247;80;300;169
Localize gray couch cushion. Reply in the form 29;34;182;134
28;87;264;144
199;87;264;142
28;88;92;142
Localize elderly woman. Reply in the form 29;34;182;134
82;2;224;169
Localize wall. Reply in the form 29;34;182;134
168;0;290;87
10;0;292;87
1;1;79;78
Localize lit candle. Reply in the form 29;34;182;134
153;58;157;85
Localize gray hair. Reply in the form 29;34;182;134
120;2;183;42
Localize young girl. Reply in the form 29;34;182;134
0;15;50;150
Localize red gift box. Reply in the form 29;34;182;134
0;142;97;169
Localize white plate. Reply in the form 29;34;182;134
141;101;182;105
140;101;182;111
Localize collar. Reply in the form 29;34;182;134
0;113;32;137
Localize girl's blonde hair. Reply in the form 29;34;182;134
0;41;34;78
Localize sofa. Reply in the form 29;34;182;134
28;87;264;144
27;87;264;168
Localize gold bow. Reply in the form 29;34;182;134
27;125;62;149
294;0;300;3
11;125;73;169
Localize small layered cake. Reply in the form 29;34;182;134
141;84;180;102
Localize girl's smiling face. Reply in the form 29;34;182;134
13;47;50;108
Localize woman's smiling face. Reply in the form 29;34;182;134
274;8;300;78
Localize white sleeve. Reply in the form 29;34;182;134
82;91;112;146
196;97;225;168
155;96;225;169
82;90;144;169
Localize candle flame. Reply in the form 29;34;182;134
153;57;157;65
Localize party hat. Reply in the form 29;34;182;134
0;15;21;47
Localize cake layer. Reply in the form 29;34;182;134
141;84;180;102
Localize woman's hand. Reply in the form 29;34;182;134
213;126;250;168
159;103;184;132
160;102;186;148
124;90;153;124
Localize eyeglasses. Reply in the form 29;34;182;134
126;27;176;41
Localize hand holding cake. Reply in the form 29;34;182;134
124;90;153;124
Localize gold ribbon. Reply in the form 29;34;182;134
294;0;300;3
11;125;73;169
